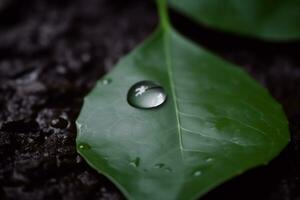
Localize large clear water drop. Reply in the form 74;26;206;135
127;81;167;109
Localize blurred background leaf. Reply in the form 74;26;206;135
169;0;300;41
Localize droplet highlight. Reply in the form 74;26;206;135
127;80;167;109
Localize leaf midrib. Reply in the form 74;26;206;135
162;29;184;153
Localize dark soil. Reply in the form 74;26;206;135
0;0;299;200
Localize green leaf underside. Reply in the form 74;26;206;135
169;0;300;41
76;25;289;199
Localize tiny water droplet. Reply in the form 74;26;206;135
232;137;243;145
127;80;167;109
129;157;140;167
78;143;91;150
101;78;112;85
51;117;68;129
165;167;172;173
193;170;202;177
205;158;213;163
102;155;109;160
154;163;165;168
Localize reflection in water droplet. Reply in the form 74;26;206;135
154;163;165;168
193;170;202;177
78;143;91;150
127;81;167;109
51;117;69;129
129;157;140;167
101;78;112;85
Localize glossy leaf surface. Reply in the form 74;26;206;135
76;23;289;199
169;0;300;41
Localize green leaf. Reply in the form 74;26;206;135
76;24;290;199
169;0;300;41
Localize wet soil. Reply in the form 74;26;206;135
0;0;299;200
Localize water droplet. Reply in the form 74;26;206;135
129;157;140;167
205;158;213;163
127;80;167;109
193;170;202;177
51;117;69;129
165;167;173;172
154;163;165;168
231;137;243;145
78;143;91;150
101;78;112;85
